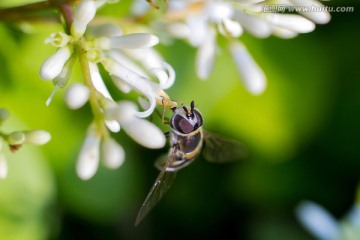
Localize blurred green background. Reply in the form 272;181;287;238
0;0;360;239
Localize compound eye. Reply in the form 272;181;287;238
171;115;194;134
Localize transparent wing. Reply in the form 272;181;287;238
202;131;247;163
135;147;177;226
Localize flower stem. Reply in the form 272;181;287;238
76;40;108;138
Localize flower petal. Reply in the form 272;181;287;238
264;13;315;33
89;62;113;99
296;201;340;240
87;23;123;37
218;18;243;37
206;2;234;23
289;0;331;24
229;41;266;95
187;14;208;46
102;58;160;117
272;26;298;39
100;33;159;49
102;137;125;169
234;12;272;38
112;101;166;148
196;28;216;79
124;47;164;70
150;62;176;90
76;124;101;180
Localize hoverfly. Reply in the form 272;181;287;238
135;100;246;225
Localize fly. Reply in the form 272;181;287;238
135;100;246;225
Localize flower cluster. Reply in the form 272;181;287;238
39;0;175;180
0;108;51;179
132;0;331;95
297;201;360;240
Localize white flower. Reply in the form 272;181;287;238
106;101;166;149
71;0;97;39
40;45;73;81
65;83;90;109
76;123;127;180
76;124;101;180
150;0;330;94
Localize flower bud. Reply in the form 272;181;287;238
64;84;90;109
24;130;51;145
102;137;125;169
71;0;97;38
76;124;101;180
40;45;72;81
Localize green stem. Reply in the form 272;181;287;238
76;40;109;138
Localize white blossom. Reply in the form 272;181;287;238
149;0;330;94
102;57;175;118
